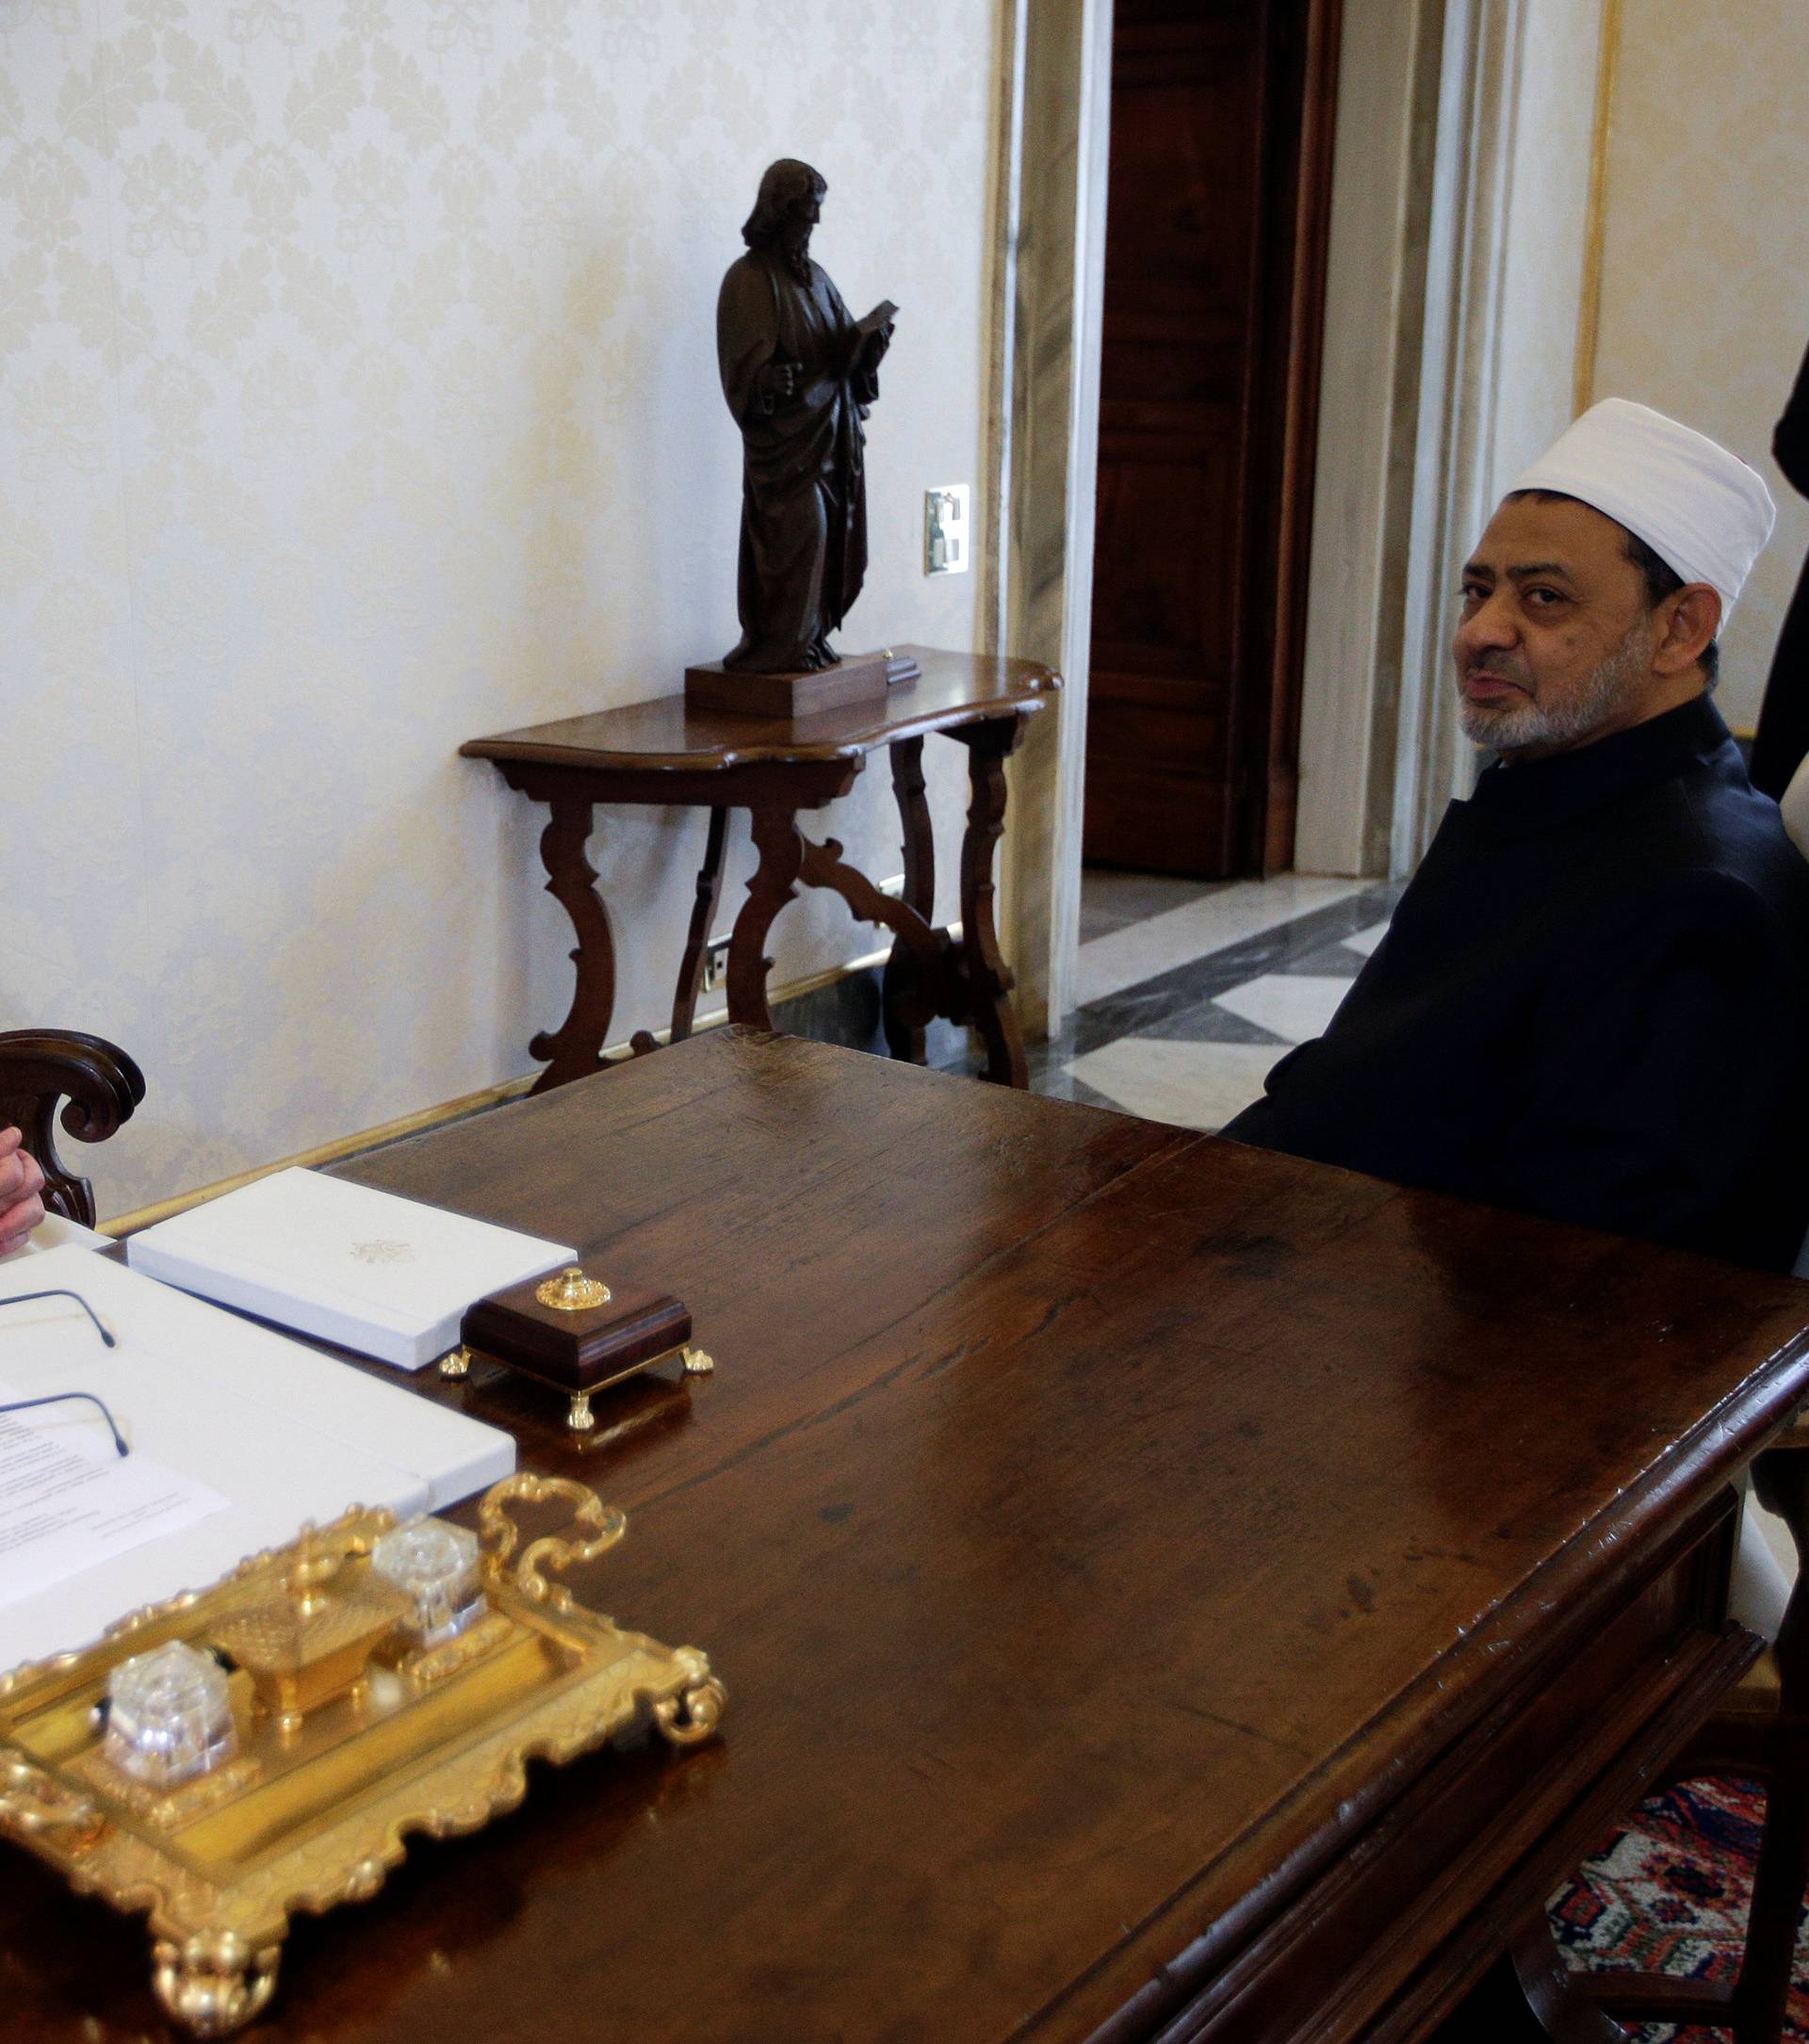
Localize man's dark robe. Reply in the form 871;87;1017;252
1224;698;1809;1270
1747;336;1809;798
716;247;878;672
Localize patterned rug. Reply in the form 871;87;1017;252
1549;1776;1805;2040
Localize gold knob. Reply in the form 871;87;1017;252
285;1529;340;1616
536;1266;611;1312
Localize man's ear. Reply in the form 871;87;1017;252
1652;583;1721;676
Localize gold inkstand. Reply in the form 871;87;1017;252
0;1475;725;2036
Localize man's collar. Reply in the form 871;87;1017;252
1465;694;1736;831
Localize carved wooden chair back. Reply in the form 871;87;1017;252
0;1030;147;1229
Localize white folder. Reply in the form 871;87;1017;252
125;1166;575;1370
0;1245;516;1671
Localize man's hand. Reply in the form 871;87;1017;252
0;1127;46;1256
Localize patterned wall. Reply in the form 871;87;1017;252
1;0;1001;1216
1593;0;1809;732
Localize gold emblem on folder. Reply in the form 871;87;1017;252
349;1239;412;1266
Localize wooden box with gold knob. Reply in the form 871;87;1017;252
445;1265;713;1432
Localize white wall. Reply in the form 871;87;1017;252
1591;0;1809;733
2;0;1002;1216
1490;0;1604;487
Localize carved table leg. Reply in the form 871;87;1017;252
1735;1444;1809;2043
729;804;950;1039
727;808;806;1030
527;797;617;1095
883;737;935;1063
949;716;1030;1088
797;833;947;1030
670;807;731;1044
1733;1760;1809;2044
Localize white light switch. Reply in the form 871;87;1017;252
924;485;970;576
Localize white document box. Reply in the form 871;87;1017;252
0;1246;517;1671
125;1166;575;1371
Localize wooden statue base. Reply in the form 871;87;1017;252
684;650;918;721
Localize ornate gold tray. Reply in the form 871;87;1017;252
0;1474;725;2036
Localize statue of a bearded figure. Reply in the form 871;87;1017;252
716;160;895;674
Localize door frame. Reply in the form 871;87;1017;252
1244;0;1346;876
1080;0;1345;883
987;0;1115;1040
991;0;1343;1031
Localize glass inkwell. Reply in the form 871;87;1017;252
371;1517;487;1647
102;1641;238;1789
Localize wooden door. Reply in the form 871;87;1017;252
1084;0;1339;877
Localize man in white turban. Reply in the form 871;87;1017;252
1226;398;1809;1273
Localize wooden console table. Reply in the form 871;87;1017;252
461;646;1058;1092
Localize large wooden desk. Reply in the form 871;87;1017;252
8;1030;1809;2041
462;646;1058;1091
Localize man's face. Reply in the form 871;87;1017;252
1453;495;1666;760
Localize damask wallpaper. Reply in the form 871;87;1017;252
1;0;1001;1216
1593;0;1809;731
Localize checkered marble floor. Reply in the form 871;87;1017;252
1024;870;1403;1131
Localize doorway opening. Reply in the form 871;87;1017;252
1082;0;1341;880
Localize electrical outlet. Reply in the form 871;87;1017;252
879;874;905;899
702;935;732;993
924;485;970;576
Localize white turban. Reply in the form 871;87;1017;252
1508;397;1776;628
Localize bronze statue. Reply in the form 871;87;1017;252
716;160;895;674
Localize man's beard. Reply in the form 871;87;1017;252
778;223;813;287
1457;616;1651;755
